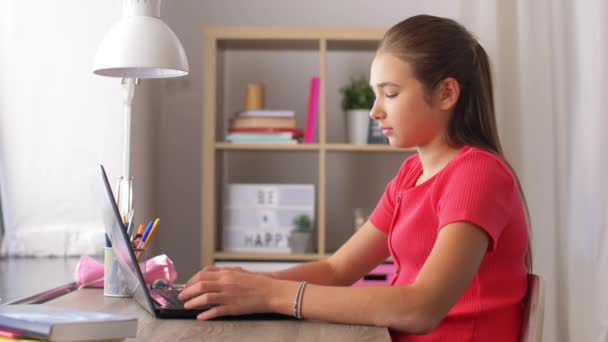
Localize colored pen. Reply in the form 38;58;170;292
137;224;145;236
141;219;160;249
138;219;155;248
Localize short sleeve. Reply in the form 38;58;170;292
436;156;517;251
369;175;399;234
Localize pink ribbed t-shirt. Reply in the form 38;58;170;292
369;146;528;342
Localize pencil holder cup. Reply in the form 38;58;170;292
104;247;147;297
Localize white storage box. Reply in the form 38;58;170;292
224;184;314;209
223;207;314;228
222;184;315;252
222;227;291;252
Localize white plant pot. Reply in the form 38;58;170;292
289;232;312;253
346;109;370;144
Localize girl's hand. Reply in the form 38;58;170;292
198;265;250;274
177;268;288;320
193;265;278;279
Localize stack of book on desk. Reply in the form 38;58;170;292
226;110;302;144
0;305;137;342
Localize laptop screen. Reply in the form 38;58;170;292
98;164;157;315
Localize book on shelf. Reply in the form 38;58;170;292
236;109;295;117
303;77;320;144
228;127;303;136
227;139;299;144
227;132;294;139
229;116;296;129
0;305;137;342
225;132;297;143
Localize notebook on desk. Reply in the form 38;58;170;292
98;164;291;320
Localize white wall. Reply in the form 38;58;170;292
0;1;157;255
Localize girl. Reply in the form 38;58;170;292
179;14;530;341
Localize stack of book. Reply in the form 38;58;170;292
226;110;302;144
0;304;137;341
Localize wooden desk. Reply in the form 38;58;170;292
47;289;391;341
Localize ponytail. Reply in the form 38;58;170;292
463;42;534;272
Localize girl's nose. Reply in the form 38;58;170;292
369;100;385;120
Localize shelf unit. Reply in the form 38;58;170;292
201;27;414;266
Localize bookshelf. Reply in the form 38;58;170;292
202;27;414;267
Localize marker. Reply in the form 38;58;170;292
137;224;145;236
141;219;160;249
139;220;155;246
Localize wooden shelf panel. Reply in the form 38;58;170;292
325;144;414;152
214;252;322;261
215;142;321;151
215;142;414;152
206;27;385;41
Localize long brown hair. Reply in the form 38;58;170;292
379;14;532;271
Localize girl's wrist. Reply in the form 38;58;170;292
269;279;299;316
262;271;279;279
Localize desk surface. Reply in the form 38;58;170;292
0;257;82;304
47;289;391;341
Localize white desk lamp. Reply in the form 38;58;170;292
93;0;188;218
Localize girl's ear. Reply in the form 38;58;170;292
437;77;460;111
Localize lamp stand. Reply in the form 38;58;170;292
116;78;137;221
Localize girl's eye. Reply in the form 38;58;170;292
386;93;398;99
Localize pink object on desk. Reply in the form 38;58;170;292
74;254;177;288
352;263;395;287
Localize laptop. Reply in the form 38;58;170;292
98;164;290;320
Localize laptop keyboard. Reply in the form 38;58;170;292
153;287;184;308
152;287;218;311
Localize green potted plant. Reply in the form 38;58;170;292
288;214;313;253
340;77;375;144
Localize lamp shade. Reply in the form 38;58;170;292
92;0;188;78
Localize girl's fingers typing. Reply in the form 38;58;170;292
178;280;222;301
184;292;226;310
197;304;239;320
184;268;222;287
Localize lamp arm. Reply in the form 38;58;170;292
122;78;136;180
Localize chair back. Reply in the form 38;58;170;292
520;273;545;342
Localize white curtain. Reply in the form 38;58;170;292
0;1;125;256
0;1;159;257
495;0;607;341
558;0;608;340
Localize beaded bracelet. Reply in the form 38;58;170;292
292;281;307;319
